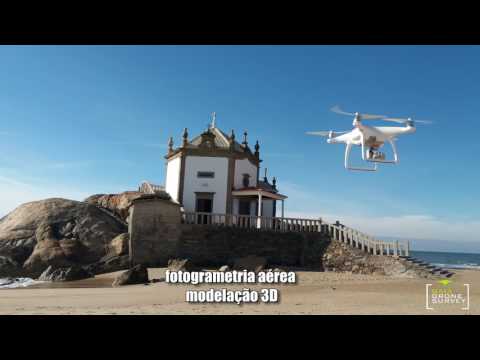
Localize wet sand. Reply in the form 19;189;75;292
0;268;477;315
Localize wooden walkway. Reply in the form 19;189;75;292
182;211;409;257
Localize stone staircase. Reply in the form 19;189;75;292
399;255;455;278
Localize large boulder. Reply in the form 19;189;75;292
38;265;93;282
0;198;127;277
112;264;149;286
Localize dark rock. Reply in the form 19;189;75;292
112;264;149;286
38;265;93;282
168;258;195;272
150;278;165;283
233;255;267;272
0;255;22;277
86;254;130;275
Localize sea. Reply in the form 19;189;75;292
1;250;479;289
410;250;480;270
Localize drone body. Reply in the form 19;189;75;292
307;106;431;171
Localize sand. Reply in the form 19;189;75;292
0;268;477;315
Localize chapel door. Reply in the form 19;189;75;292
238;200;251;227
195;193;213;224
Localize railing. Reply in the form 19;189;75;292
323;222;410;257
182;212;322;232
182;211;409;257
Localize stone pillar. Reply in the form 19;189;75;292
257;192;263;229
129;196;182;266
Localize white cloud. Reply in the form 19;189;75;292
0;175;91;217
286;210;480;243
280;180;480;243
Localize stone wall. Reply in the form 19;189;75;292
177;225;331;268
128;197;331;268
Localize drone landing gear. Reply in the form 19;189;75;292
344;143;378;172
363;139;399;164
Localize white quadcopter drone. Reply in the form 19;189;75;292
306;105;432;171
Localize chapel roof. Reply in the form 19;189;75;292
189;126;244;152
165;113;260;164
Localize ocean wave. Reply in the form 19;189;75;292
0;277;40;289
432;263;480;270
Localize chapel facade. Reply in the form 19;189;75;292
164;114;287;218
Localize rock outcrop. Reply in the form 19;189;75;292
112;264;149;286
322;241;433;278
85;191;171;223
0;198;127;278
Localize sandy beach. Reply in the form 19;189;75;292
0;268;477;315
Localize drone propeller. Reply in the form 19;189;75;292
382;117;433;125
306;130;348;137
306;131;330;136
330;105;386;120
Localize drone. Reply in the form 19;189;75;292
306;105;432;172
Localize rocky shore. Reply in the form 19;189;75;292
0;197;131;279
1;191;437;284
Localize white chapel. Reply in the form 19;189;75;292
163;113;287;219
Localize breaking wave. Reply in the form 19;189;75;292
432;263;480;270
0;277;41;289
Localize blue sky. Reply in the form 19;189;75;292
0;45;479;250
